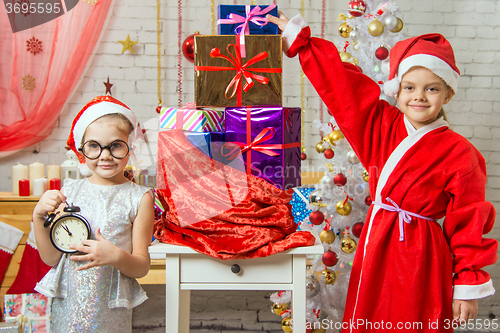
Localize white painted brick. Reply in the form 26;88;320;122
471;77;493;88
472;101;493;114
475;1;498;14
474;126;493;139
456;26;476;38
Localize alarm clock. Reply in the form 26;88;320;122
44;204;91;253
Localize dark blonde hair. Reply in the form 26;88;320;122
82;113;134;144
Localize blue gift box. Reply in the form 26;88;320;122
186;132;225;162
290;187;314;224
218;4;279;35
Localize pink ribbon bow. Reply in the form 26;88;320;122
217;4;276;58
372;197;436;241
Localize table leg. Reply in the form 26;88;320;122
179;289;190;332
292;254;306;332
165;254;181;333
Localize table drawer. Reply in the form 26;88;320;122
180;254;292;283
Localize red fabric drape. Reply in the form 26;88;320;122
0;0;115;156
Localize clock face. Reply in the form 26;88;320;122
50;215;90;253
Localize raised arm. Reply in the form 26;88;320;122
270;13;404;168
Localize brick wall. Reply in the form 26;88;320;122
1;0;499;330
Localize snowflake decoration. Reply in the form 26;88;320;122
22;74;36;92
26;37;43;55
16;0;31;17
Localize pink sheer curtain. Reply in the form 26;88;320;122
0;0;115;156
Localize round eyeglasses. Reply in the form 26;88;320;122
78;140;130;160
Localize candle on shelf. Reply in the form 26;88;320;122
19;179;30;196
12;163;28;195
47;164;61;180
29;161;45;194
32;178;47;196
49;178;61;191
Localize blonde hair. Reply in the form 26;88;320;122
82;113;134;144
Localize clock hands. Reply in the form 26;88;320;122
62;225;73;237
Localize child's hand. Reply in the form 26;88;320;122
266;11;289;32
33;190;66;219
453;299;478;323
69;228;119;270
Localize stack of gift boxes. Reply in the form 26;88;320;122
158;3;302;194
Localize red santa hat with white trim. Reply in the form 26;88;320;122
383;33;460;98
67;96;137;177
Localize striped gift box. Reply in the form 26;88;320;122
159;107;224;132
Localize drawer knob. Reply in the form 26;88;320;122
231;264;241;274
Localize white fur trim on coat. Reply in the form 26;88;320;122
282;14;308;54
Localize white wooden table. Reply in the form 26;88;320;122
148;230;322;333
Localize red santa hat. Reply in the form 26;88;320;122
383;33;460;98
67;96;137;177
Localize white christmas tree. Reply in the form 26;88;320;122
270;1;405;332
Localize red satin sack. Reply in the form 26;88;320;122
153;129;315;259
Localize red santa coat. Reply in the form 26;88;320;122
284;16;497;332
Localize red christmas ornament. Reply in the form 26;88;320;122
352;222;364;238
156;106;162;114
333;173;347;186
301;152;307;160
365;195;372;206
324;148;334;159
309;211;325;225
182;32;199;62
322;250;338;267
375;46;389;60
348;0;366;17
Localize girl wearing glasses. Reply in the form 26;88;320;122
33;96;154;333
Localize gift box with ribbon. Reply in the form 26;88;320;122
224;106;301;190
290;187;315;224
218;4;278;58
194;35;282;107
159;106;224;132
186;131;225;161
3;293;51;333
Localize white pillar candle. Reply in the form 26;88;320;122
29;162;45;195
32;178;47;196
46;164;61;180
12;163;28;195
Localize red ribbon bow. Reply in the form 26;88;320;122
222;127;280;160
195;44;282;105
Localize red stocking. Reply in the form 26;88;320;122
7;223;51;294
0;221;24;321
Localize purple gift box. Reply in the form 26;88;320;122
224;106;301;190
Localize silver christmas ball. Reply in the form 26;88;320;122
383;14;399;31
346;150;360;164
306;275;321;297
320;175;334;188
350;29;359;40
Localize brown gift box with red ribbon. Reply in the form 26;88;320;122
194;35;282;107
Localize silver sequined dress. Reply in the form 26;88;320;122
35;178;153;333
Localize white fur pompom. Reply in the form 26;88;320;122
78;163;92;177
383;78;400;98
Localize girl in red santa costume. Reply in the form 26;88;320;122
268;12;497;333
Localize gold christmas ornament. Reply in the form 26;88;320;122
322;268;337;284
362;169;369;182
341;235;357;254
320;230;336;244
329;130;345;143
273;302;289;316
118;34;139;54
338;22;353;38
316;142;326;153
281;317;293;332
368;18;384;37
390;17;404;33
336;200;352;216
339;51;352;62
